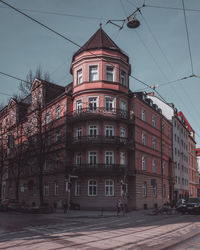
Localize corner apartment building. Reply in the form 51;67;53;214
0;28;173;210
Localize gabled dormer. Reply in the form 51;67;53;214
71;27;131;95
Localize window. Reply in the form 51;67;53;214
75;127;82;138
44;184;49;196
76;152;82;165
55;105;60;119
46;134;51;146
120;101;127;118
5;118;8;128
88;151;97;165
54;130;60;143
153;183;157;197
162;162;166;176
162;142;165;154
54;182;59;196
105;179;114;196
142;156;147;170
152;115;156;128
55;154;60;168
88;97;98;111
0;122;2;131
88;179;97;196
152;159;157;173
143;182;147;196
105;97;114;111
75;181;80;196
76;100;82;112
8;135;14;148
141;109;146;121
89;65;98;81
105;125;114;137
162;122;165;133
106;66;114;81
142;132;147;145
45;111;51;124
77;69;83;85
88;125;98;138
44;159;50;170
152;138;156;150
120;70;126;86
120;127;126;138
105;151;114;165
120;152;126;165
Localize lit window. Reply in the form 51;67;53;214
142;156;147;170
152;159;157;173
106;66;114;81
143;182;147;196
105;151;114;165
89;66;98;81
105;179;114;196
105;125;114;137
88;151;98;165
88;179;97;196
75;181;80;196
55;105;60;119
141;109;146;121
105;97;114;111
77;69;83;85
120;70;126;86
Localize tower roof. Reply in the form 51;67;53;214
72;27;129;61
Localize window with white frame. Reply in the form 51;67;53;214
55;105;60;119
143;181;147;196
54;129;60;143
88;179;97;196
152;159;157;173
44;184;49;196
88;125;98;138
89;65;98;81
142;132;147;145
120;127;126;138
75;127;82;138
105;125;114;137
54;182;59;196
105;97;114;111
45;111;51;124
105;179;114;196
76;152;82;165
75;181;80;196
76;100;82;112
141;109;146;121
105;151;114;165
77;69;83;85
88;151;97;165
120;70;126;86
152;137;156;150
152;115;156;128
106;66;114;81
142;156;147;170
88;97;98;110
120;152;126;165
120;100;127;118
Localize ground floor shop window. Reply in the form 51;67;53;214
88;179;97;196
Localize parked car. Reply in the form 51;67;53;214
184;198;200;214
0;199;20;211
176;199;186;213
70;202;80;210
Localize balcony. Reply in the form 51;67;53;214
70;135;134;148
66;107;130;123
72;164;128;176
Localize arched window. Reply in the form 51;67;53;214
105;179;114;196
88;179;97;196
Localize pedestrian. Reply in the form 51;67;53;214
63;201;67;213
116;199;121;216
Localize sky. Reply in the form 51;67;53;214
1;0;200;145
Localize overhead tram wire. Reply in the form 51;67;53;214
145;4;200;12
0;71;30;84
182;0;194;75
0;0;168;104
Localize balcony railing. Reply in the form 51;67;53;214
72;163;128;176
71;135;133;147
66;107;130;122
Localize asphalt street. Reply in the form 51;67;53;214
0;210;200;249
